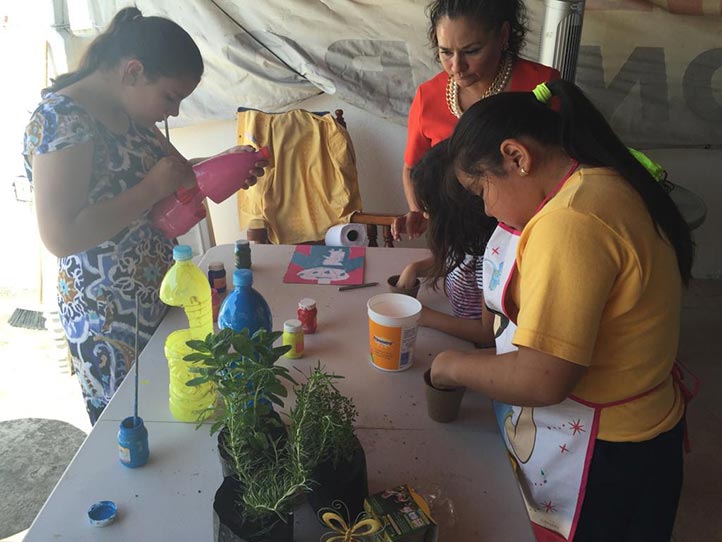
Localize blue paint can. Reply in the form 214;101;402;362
118;416;149;468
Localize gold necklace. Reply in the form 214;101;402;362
445;53;514;118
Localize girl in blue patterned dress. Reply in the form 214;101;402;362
23;7;264;424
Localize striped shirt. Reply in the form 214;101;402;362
445;255;484;319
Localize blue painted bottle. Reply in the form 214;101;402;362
218;269;272;334
118;416;149;468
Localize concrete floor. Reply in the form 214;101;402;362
0;187;720;540
672;279;722;542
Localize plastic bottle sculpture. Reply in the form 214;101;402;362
159;245;216;422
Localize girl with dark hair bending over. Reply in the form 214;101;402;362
398;141;496;343
23;8;265;424
432;79;694;541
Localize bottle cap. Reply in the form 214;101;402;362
235;239;250;249
87;500;117;527
208;261;225;272
283;319;303;333
259;146;273;161
173;245;193;261
298;298;316;310
233;268;253;287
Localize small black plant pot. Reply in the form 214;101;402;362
307;442;369;521
213;476;294;542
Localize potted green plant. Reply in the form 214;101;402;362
289;364;368;520
184;327;308;542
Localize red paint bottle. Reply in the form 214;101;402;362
297;298;317;334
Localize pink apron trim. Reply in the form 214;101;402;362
498;222;522;235
568;408;602;540
532;523;567;542
672;360;700;404
498;161;579;324
569;378;667;409
501;260;519;324
672;360;700;453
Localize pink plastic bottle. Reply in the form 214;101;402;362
150;147;272;239
195;146;271;203
149;186;207;239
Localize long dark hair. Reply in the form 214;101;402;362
426;0;527;59
411;140;496;287
43;7;203;96
448;79;694;284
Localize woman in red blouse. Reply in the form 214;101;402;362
393;0;560;240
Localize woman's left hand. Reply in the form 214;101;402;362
221;145;268;188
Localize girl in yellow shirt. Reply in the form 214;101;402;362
431;79;693;541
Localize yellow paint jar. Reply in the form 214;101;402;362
283;319;304;358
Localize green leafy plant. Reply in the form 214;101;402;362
183;327;308;524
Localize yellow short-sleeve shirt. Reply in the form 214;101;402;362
511;167;684;442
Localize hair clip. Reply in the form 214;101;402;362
628;148;665;182
532;83;552;105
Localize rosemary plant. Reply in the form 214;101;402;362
290;363;360;471
183;327;308;523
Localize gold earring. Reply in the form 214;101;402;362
520;167;528;176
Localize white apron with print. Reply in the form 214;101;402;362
483;223;598;541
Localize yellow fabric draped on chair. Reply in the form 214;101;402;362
236;108;363;245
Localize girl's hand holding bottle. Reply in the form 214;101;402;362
215;145;268;189
145;155;197;202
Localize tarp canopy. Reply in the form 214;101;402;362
51;0;721;148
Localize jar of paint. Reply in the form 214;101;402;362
208;261;227;295
234;239;252;269
118;415;149;468
297;298;318;334
282;319;304;358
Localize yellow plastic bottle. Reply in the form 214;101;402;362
159;245;216;422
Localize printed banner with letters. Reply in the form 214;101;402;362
67;0;720;147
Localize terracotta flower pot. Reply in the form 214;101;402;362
387;275;421;298
423;369;465;423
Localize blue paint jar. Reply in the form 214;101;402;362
118;416;149;468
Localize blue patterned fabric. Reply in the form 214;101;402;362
23;94;174;424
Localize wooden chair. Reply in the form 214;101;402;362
235;107;398;247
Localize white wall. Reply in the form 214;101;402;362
170;94;721;279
